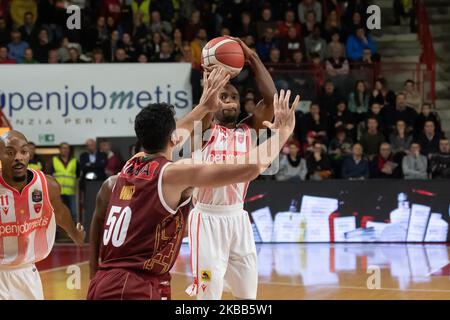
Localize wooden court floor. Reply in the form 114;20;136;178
39;243;450;300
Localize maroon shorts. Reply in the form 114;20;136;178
87;268;171;300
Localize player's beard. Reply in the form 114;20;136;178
12;175;27;182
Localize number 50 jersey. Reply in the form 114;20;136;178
99;155;191;275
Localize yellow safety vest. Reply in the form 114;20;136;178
28;162;43;171
131;0;151;25
52;157;77;196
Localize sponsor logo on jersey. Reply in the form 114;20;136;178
32;189;43;203
34;203;42;214
119;185;135;200
201;270;211;282
2;206;8;215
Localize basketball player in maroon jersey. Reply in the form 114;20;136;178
87;87;299;299
0;130;85;300
186;36;282;299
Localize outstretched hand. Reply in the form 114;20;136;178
199;66;235;113
263;89;300;133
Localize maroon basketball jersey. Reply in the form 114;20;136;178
99;155;190;275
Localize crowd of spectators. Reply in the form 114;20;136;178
3;0;447;183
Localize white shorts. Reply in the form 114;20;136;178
186;203;258;300
0;264;44;300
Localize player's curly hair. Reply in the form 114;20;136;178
134;103;176;153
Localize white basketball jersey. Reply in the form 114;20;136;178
0;169;56;266
193;123;252;206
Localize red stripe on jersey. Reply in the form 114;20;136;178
196;212;201;294
33;171;50;261
189;211;194;277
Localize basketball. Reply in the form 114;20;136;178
201;36;245;78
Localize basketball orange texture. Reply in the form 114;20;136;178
201;36;245;78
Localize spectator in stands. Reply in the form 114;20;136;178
100;0;122;24
360;117;386;159
149;10;172;38
301;10;318;37
137;53;147;63
0;1;9;22
183;10;202;42
393;0;416;33
414;103;441;138
99;140;123;176
131;0;151;25
92;49;105;63
418;120;442;156
298;0;322;24
318;80;343;116
361;48;375;64
325;46;349;83
342;143;370;179
344;11;365;37
329;126;354;177
276;142;307;181
346;26;376;61
389;120;413;154
0;17;9;47
79;139;107;181
280;26;304;62
365;102;385;135
86;16;109;53
0;45;15;63
120;32;140;61
348;80;369;115
278;9;301;39
390;92;418;130
114;47;129;62
21;47;37;63
323;11;341;42
172;28;183;57
305;24;327;60
190;28;207;67
331;100;356;139
19;11;38;47
306;141;333;180
402;142;428;180
302;103;328;142
67;47;82;63
49;142;80;222
10;0;38;26
33;29;51;63
370;142;402;179
268;47;280;64
156;40;174;62
48;49;59;63
256;7;277;40
369;77;396;108
256;27;278;62
27;142;45;172
310;52;325;88
235;11;257;38
326;30;346;59
7;29;28;63
429;138;450;179
56;37;71;63
404;79;422;112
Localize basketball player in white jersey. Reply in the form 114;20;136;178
186;36;286;299
0;131;85;300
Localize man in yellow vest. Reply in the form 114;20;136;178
27;142;45;172
49;142;80;222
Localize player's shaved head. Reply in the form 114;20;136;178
1;130;28;143
0;130;30;182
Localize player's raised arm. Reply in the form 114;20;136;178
227;36;277;132
47;175;85;246
164;90;300;192
89;175;117;279
175;67;230;146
